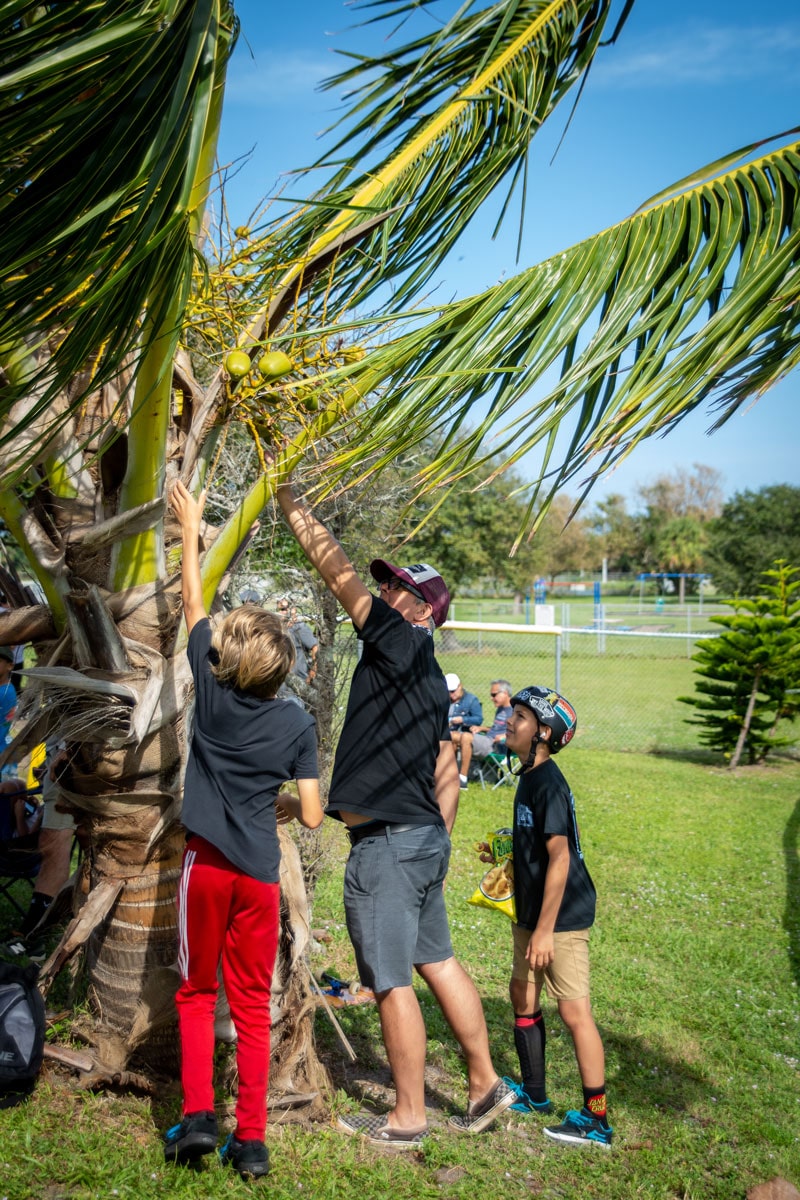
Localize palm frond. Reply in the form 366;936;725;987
251;0;627;315
0;0;238;447
304;135;800;539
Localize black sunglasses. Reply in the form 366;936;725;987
381;577;424;601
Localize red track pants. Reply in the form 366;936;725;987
175;835;280;1140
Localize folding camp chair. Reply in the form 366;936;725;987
471;751;517;790
0;785;42;920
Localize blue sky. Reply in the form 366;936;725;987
217;0;799;507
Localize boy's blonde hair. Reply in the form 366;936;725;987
210;606;295;699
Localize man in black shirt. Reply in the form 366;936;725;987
277;480;514;1148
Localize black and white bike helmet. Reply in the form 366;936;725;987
510;686;577;760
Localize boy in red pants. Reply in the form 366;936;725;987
165;481;323;1179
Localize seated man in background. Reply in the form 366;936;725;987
471;679;514;763
0;646;18;781
445;674;483;789
2;740;74;961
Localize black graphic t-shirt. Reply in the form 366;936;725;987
513;757;596;932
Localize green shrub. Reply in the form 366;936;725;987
679;560;800;765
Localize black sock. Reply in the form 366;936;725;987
583;1084;609;1126
514;1010;547;1102
21;891;52;936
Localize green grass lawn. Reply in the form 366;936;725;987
2;749;799;1199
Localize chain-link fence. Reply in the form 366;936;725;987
440;620;715;753
325;592;800;757
334;612;718;754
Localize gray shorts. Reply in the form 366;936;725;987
471;733;493;758
343;823;453;992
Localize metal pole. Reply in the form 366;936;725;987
555;632;561;692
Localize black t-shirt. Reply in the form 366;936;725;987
513;757;596;932
183;619;318;883
328;596;449;824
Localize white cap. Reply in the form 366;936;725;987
444;673;460;691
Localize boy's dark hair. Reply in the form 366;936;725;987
210;607;295;699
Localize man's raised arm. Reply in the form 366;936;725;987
276;483;373;630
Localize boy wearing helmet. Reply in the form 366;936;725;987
488;685;612;1147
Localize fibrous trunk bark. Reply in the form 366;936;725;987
2;581;330;1105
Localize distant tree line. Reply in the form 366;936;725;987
406;463;800;601
210;431;800;605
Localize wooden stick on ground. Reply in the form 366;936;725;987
305;964;357;1063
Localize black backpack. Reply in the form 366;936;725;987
0;960;46;1108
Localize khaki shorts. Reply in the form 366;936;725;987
511;924;591;1001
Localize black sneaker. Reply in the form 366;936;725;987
164;1111;218;1164
219;1133;270;1179
0;935;45;964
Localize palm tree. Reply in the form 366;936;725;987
1;0;798;1092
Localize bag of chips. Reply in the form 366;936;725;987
468;828;516;920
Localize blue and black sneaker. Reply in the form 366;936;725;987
219;1133;270;1179
164;1110;218;1164
502;1077;554;1115
544;1107;613;1148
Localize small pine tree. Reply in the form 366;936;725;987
679;560;800;767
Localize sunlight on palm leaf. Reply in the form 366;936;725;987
249;0;631;318
303;133;800;545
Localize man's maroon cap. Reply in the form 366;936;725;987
369;559;451;628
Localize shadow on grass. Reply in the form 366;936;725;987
646;747;723;766
476;997;713;1116
601;1024;711;1113
318;988;714;1127
646;746;800;767
783;795;800;988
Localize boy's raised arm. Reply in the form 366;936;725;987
170;480;207;634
